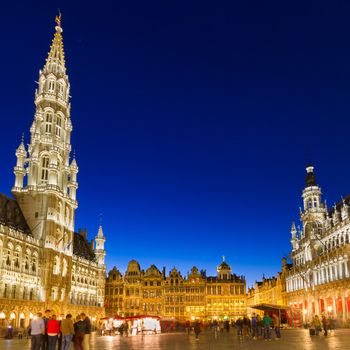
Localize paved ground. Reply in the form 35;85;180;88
1;329;350;350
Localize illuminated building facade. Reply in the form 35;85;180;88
247;259;288;316
105;258;246;321
0;16;106;332
286;166;350;324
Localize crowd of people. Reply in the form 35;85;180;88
311;315;337;336
29;309;91;350
189;312;282;341
188;313;340;342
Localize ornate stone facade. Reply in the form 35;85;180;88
105;258;246;321
286;166;350;325
247;259;288;316
0;15;106;332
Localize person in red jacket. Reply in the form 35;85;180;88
47;314;60;350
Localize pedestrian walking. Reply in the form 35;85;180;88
193;320;201;340
272;313;281;339
42;309;51;350
30;312;45;350
73;315;85;350
236;318;243;336
322;316;328;336
211;320;218;339
224;320;230;333
242;316;251;337
257;314;262;337
81;313;91;350
262;312;272;341
47;314;60;350
251;314;258;340
312;315;322;336
60;314;75;350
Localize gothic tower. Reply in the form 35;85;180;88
300;165;327;240
12;15;77;304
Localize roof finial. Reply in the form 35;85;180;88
21;132;24;144
222;255;225;262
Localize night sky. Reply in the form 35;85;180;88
1;1;350;286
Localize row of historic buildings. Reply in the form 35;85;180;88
106;165;350;324
0;15;106;332
105;259;246;321
3;15;350;330
246;166;350;325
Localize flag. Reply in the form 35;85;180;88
66;240;73;250
55;235;64;247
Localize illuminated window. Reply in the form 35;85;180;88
45;113;53;133
48;80;55;92
41;156;49;183
55;116;62;137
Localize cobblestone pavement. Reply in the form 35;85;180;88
1;329;350;350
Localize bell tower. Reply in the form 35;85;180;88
12;14;77;303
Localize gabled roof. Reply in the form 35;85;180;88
0;193;31;234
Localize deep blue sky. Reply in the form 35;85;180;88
1;1;350;286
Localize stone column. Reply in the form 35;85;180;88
332;297;337;317
315;298;320;315
342;296;347;322
307;298;312;322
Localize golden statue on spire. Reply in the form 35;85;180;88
55;10;62;27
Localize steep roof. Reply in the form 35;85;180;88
0;193;31;234
73;232;96;261
218;261;231;270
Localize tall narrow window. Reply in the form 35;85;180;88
45;113;53;133
41;157;49;183
48;80;55;92
55;116;62;137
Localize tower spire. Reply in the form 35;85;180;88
43;13;66;75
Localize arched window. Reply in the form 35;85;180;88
41;156;49;183
48;80;55;92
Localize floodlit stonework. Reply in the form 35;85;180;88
0;15;106;333
105;258;246;321
247;259;288;316
286;165;350;325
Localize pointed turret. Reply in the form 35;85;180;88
68;153;79;201
13;134;27;189
290;221;298;251
94;224;106;265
